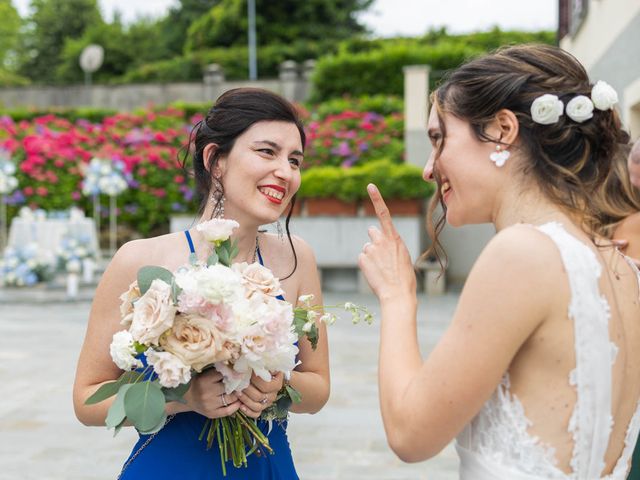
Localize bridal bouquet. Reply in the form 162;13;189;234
86;218;371;475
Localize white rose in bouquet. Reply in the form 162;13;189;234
119;281;141;327
110;330;143;370
196;218;239;244
129;279;176;345
145;349;192;388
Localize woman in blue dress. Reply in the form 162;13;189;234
73;88;330;479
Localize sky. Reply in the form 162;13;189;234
12;0;558;36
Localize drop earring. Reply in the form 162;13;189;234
489;144;510;167
275;220;284;242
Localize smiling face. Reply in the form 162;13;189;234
215;120;303;225
423;107;503;227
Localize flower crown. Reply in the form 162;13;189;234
530;80;618;125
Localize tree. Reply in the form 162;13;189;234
0;0;21;69
18;0;102;83
185;0;373;51
159;0;214;55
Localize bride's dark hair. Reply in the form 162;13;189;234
181;87;306;279
426;44;630;264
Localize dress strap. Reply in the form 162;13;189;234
184;230;195;254
256;246;264;266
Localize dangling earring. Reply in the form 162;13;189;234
210;175;225;218
275;220;284;243
489;144;510;167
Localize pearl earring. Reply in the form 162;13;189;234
489;144;510;167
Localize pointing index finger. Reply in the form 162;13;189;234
367;183;396;236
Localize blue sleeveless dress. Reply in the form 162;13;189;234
118;231;299;479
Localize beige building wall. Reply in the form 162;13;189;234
560;0;640;139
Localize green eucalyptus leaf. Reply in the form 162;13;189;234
207;251;219;266
285;384;302;404
218;248;231;267
113;418;126;437
137;266;174;295
171;280;182;304
124;381;166;432
137;412;168;435
105;384;134;428
162;380;191;403
85;371;140;405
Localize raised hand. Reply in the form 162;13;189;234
238;372;284;419
182;369;241;418
358;184;417;301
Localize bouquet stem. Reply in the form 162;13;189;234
199;412;273;476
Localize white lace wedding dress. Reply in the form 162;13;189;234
456;222;640;480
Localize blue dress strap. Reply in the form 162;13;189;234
184;230;195;254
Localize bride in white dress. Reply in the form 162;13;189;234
358;44;640;479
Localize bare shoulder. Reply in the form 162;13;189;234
101;232;186;288
476;223;562;272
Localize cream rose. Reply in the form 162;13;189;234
160;313;234;372
591;80;618;111
145;349;191;388
119;281;141;327
233;262;284;297
196;218;239;244
566;95;594;123
129;279;176;345
530;94;564;125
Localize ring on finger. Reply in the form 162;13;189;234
260;395;268;405
221;393;228;407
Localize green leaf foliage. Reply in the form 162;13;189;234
285;384;302;404
123;381;166;433
137;266;175;295
105;383;133;429
162;380;191;404
85;371;141;405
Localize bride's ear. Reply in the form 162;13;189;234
488;109;519;146
203;143;225;177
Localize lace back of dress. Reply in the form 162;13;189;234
537;222;617;477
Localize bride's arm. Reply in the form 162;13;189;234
359;186;556;462
287;236;330;414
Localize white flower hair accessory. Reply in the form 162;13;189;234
591;80;618;111
531;94;564;125
565;95;594;123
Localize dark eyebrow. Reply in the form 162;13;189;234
254;140;304;157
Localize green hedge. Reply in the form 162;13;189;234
299;159;434;201
310;41;483;101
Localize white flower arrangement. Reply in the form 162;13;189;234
0;152;18;195
87;217;372;476
0;243;54;287
530;81;618;125
82;157;129;197
55;235;96;273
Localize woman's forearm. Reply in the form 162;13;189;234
288;369;330;414
378;295;423;437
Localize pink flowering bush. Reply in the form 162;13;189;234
0;108;199;235
0;97;406;238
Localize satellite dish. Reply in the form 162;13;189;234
79;44;104;73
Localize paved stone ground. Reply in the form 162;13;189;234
0;291;460;480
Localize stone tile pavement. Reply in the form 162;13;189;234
0;291;461;480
